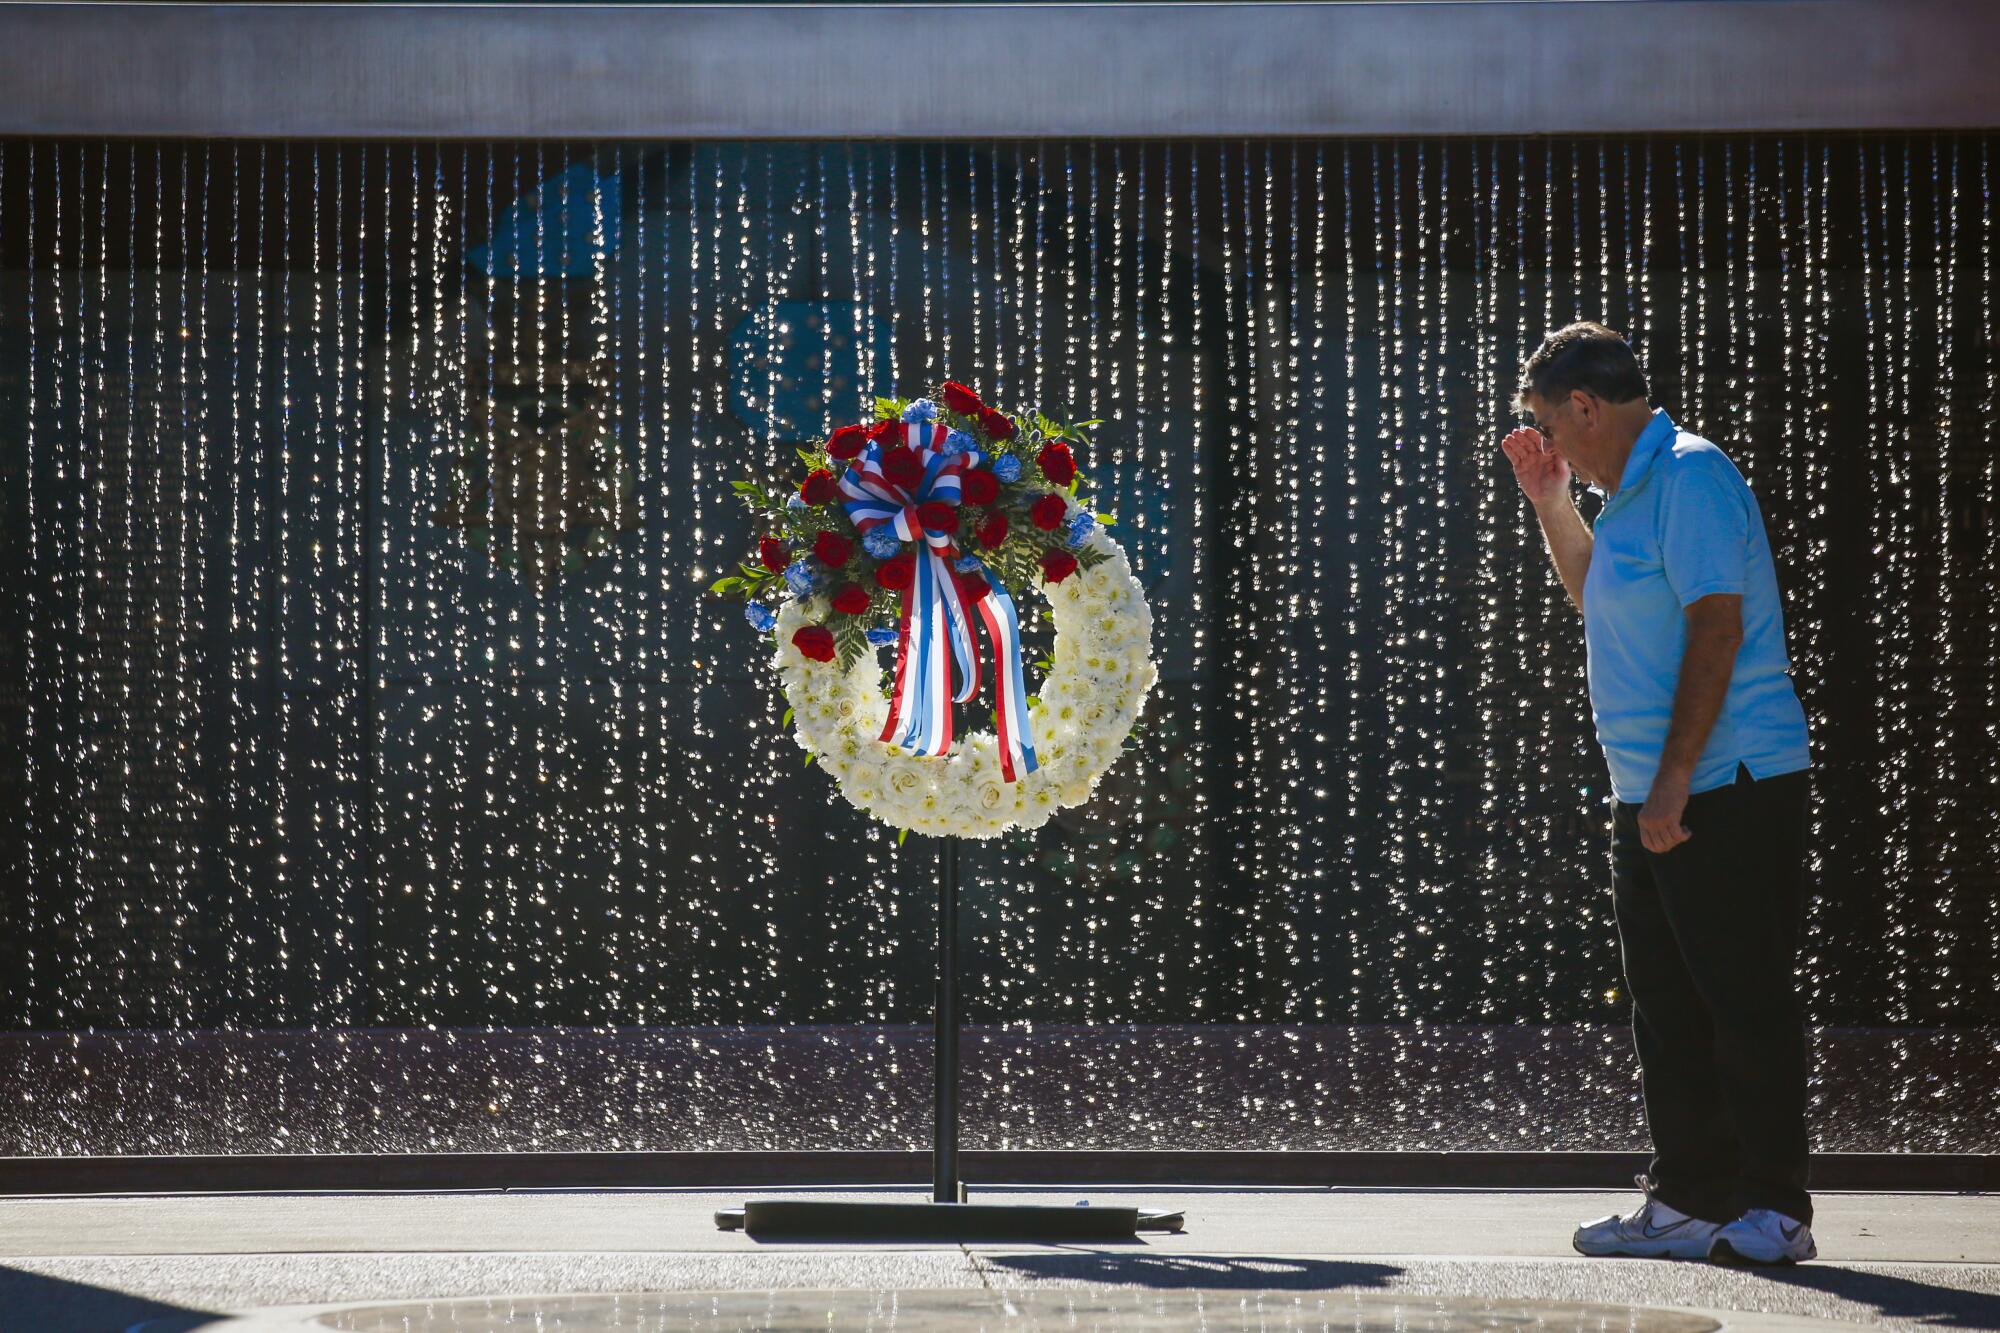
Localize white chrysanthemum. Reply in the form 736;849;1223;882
772;532;1154;838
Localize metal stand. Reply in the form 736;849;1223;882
715;835;1183;1240
933;824;964;1205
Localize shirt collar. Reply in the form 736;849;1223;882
1592;407;1674;501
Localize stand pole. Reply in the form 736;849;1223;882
713;828;1180;1238
934;835;962;1203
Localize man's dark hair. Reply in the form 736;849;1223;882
1513;321;1649;412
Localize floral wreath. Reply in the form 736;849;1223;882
712;381;1157;838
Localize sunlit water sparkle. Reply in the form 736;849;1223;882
0;136;1994;1156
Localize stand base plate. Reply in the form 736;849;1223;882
714;1199;1184;1240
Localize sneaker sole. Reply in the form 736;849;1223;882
1709;1238;1816;1265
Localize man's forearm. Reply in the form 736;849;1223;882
1657;627;1741;782
1531;494;1592;611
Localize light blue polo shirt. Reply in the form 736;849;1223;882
1581;408;1811;803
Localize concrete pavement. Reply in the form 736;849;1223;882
0;1186;1993;1330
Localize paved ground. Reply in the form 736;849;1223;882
0;1187;1994;1331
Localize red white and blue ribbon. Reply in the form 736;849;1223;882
840;422;1041;782
970;564;1040;783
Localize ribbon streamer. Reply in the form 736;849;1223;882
839;422;1041;781
971;565;1040;783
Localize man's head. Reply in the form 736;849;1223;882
1513;322;1654;490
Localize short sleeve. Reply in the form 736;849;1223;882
1658;456;1750;607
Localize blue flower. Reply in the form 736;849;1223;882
862;525;903;560
744;602;777;633
786;493;806;512
784;559;817;599
946;429;976;454
865;625;898;647
1067;510;1098;547
902;399;938;423
991;454;1022;483
953;554;984;573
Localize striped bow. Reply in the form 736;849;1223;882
839;422;1041;782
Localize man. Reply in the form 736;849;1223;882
1500;322;1816;1265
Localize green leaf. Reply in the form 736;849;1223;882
710;577;743;594
804;751;815;767
731;479;787;514
1094;512;1117;526
833;617;871;672
897;827;909;845
781;707;794;727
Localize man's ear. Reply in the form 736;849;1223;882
1570;388;1599;429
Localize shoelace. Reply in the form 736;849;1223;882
1623;1171;1664;1228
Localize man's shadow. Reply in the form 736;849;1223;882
0;1264;220;1331
988;1254;2000;1331
983;1253;1403;1291
1738;1264;2000;1332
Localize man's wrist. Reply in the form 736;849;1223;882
1652;759;1695;788
1531;491;1574;518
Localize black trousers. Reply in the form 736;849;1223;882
1611;760;1814;1226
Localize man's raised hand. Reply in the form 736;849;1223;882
1501;427;1570;508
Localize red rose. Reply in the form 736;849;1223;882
882;446;926;491
758;537;789;572
939;381;985;416
1039;549;1079;583
868;418;903;441
1037;441;1078;487
976;511;1009;549
831;583;871;615
800;469;839;506
957;572;993;604
978;407;1017;441
826;424;870;460
792;625;836;662
960;468;999;506
1030;492;1067;530
813;530;853;568
875;554;916;591
916;501;959;534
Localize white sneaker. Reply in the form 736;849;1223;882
1572;1174;1725;1259
1708;1207;1817;1264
